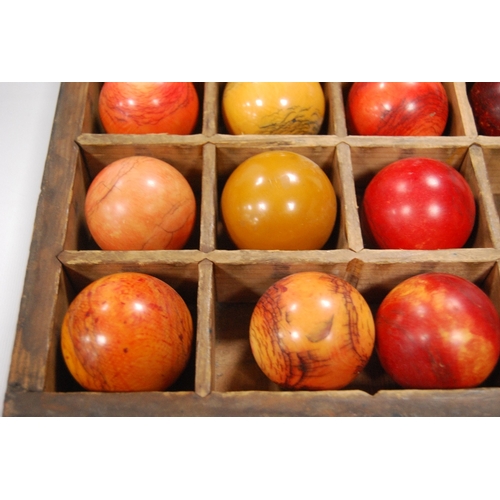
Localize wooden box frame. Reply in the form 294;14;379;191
5;82;500;416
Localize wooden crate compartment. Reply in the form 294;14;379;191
479;144;500;222
211;255;393;395
68;138;206;251
208;252;500;398
47;258;201;394
6;82;500;416
348;141;500;250
213;140;353;251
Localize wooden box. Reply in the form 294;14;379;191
5;82;500;416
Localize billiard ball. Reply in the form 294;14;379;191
361;157;476;250
85;156;196;250
249;271;375;390
376;273;500;389
469;82;500;136
222;82;325;135
61;272;193;392
98;82;199;134
347;82;449;136
220;151;337;250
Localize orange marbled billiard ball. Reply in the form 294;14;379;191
221;151;337;250
249;272;375;390
222;82;325;135
99;82;199;135
61;272;193;392
85;156;196;250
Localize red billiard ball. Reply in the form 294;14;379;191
376;273;500;389
361;157;476;250
469;82;500;136
347;82;449;136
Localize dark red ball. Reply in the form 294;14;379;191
469;82;500;136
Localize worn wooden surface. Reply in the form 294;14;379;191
5;388;500;417
5;82;500;417
7;83;89;393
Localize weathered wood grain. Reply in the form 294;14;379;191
7;83;89;393
5;388;500;417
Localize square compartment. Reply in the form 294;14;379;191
214;143;350;250
46;260;200;393
348;143;498;250
66;142;204;251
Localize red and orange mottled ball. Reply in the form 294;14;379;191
376;273;500;389
61;272;193;392
347;82;449;136
99;82;199;135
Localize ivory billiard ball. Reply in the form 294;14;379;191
222;82;325;135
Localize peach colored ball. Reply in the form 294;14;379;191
85;156;196;250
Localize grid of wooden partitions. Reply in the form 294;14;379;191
4;82;500;416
